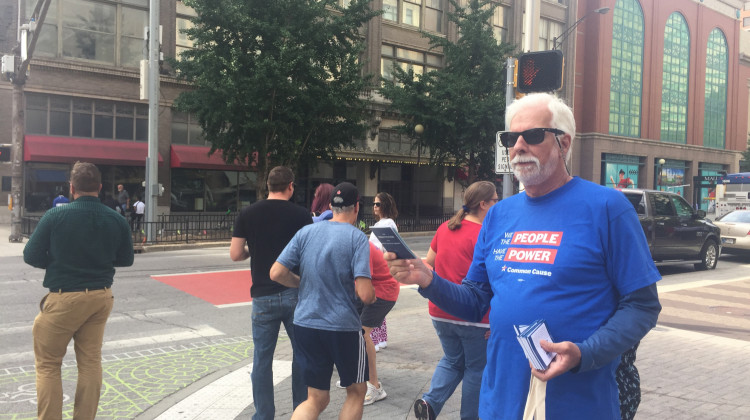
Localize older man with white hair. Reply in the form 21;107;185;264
388;93;661;420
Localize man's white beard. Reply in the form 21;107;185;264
511;151;557;186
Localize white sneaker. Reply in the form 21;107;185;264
363;381;387;405
374;343;381;352
379;341;387;349
335;380;346;389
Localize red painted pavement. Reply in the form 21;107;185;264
152;270;252;306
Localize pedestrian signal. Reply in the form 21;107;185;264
0;146;10;162
516;50;564;94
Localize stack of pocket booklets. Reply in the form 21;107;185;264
514;319;557;370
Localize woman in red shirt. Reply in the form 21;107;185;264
413;181;498;420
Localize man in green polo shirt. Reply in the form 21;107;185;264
24;161;134;420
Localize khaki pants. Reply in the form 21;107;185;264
32;288;114;420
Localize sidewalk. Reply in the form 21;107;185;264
0;224;25;257
135;287;750;420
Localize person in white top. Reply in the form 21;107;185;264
132;197;145;232
368;192;399;353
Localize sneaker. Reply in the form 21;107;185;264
335;380;346;389
363;381;387;405
379;341;387;349
374;343;381;352
413;398;436;420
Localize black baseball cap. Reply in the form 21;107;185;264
331;182;360;207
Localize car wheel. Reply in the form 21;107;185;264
694;240;719;271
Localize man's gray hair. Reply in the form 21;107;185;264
332;204;356;215
505;93;576;162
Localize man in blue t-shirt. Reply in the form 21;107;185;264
271;182;375;420
387;93;661;420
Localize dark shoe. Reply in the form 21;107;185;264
413;398;436;420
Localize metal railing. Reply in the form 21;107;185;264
22;212;453;245
358;213;454;234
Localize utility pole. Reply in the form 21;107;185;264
7;0;52;242
144;0;160;242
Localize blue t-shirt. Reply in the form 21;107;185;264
52;195;69;207
277;220;371;332
466;177;661;420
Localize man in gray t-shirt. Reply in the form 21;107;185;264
271;182;375;420
116;184;129;214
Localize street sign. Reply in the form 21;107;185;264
495;132;512;174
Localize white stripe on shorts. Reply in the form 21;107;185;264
356;331;367;383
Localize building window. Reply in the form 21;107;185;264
383;0;445;33
660;12;689;144
609;0;644;138
491;3;510;44
383;0;398;21
27;0;148;68
538;18;563;51
25;93;148;141
171;111;206;145
381;45;442;81
703;28;728;149
176;0;197;59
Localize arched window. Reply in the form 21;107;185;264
660;13;690;143
703;28;728;149
609;0;645;137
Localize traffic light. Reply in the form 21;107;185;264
0;146;10;162
516;50;564;94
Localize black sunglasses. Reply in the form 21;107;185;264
373;202;381;207
498;128;565;148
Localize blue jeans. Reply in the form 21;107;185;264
251;288;306;420
423;320;488;420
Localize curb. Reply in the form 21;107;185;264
133;231;436;253
134;241;230;253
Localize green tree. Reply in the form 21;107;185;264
172;0;379;197
741;134;750;172
379;0;514;185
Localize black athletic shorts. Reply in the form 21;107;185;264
293;325;369;390
360;298;396;328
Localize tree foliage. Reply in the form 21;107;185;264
172;0;379;196
741;134;750;172
379;0;515;185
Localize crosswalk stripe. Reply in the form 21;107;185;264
657;277;750;293
658;292;750;308
154;360;292;420
0;309;185;337
0;325;224;366
658;305;750;330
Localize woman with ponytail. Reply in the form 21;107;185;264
413;181;498;420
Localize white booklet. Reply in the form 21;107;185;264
514;319;557;371
369;226;417;259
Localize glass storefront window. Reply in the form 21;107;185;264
171;169;257;212
601;153;640;189
24;163;71;213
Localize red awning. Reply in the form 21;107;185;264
170;144;252;171
24;135;163;165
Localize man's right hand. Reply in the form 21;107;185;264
383;252;433;289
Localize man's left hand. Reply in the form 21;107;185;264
530;340;581;382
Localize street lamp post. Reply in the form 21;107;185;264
552;7;610;50
413;124;424;229
658;158;666;191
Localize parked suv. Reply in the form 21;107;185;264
620;189;721;270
